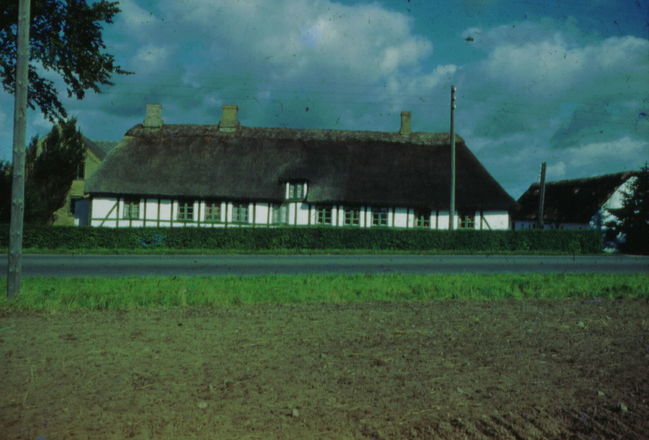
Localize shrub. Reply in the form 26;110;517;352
0;224;602;253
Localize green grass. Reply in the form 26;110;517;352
1;274;647;312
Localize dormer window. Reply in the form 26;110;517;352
287;182;307;201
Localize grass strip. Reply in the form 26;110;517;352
0;274;647;312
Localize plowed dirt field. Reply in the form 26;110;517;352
2;299;648;439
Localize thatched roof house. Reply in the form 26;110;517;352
515;171;638;229
85;105;515;229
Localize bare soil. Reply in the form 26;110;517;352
1;299;649;439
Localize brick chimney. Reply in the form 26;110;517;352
143;104;163;128
399;111;411;136
219;105;240;132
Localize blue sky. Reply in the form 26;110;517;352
1;0;648;198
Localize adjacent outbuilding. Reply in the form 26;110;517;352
515;171;638;237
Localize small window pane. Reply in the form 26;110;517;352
372;208;388;226
123;198;140;219
344;207;360;226
459;212;475;229
205;202;221;222
233;203;249;223
177;200;195;221
287;182;306;200
415;209;430;228
316;206;332;225
272;204;288;224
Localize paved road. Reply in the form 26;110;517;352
2;254;648;277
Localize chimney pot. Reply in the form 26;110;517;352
219;105;240;132
400;111;411;135
143;104;163;128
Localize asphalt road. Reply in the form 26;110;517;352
1;254;648;277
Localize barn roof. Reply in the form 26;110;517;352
86;123;516;211
516;171;638;224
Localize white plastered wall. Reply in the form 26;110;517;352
89;197;512;230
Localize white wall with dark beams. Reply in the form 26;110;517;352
90;197;510;230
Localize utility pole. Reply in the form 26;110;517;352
537;162;547;230
449;85;456;231
7;0;31;298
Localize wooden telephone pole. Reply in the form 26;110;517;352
449;85;456;230
7;0;31;298
537;162;547;230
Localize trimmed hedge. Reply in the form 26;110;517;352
0;225;602;253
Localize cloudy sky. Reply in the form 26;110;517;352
1;0;648;198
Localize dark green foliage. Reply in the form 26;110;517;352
0;0;130;121
0;226;602;254
0;160;11;223
24;119;85;224
617;164;649;254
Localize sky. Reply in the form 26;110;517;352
1;0;648;199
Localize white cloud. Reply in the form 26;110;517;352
484;34;586;95
163;0;433;83
563;137;647;167
131;45;171;74
116;0;162;35
97;0;444;132
547;161;566;180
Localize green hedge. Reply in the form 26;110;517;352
0;225;602;253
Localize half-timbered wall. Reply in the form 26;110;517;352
90;197;510;230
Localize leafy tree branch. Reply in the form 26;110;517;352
0;0;131;121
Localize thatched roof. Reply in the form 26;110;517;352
82;138;117;160
516;171;638;223
86;124;516;210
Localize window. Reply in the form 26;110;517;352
459;212;475;229
343;207;360;226
232;203;249;223
372;208;389;226
272;204;289;224
205;202;222;222
123;198;140;219
316;206;332;225
177;200;195;221
288;182;306;200
415;209;430;228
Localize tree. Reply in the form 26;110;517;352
24;119;85;224
617;164;649;254
0;0;130;121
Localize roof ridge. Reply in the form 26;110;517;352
125;124;463;146
531;170;637;187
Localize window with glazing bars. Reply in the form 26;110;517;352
344;207;360;226
372;208;388;226
316;206;332;225
204;202;221;222
414;209;430;228
123;198;140;219
177;200;194;221
232;203;249;223
459;212;475;229
272;204;288;224
288;182;306;200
